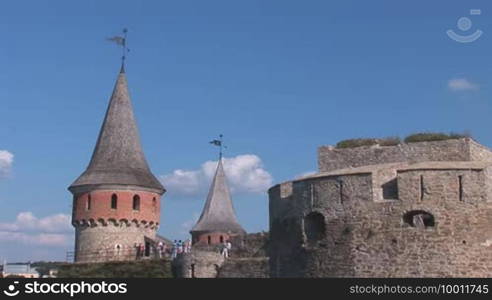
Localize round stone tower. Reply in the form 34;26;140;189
68;65;165;263
269;138;492;277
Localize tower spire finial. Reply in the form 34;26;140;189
210;134;226;160
121;28;128;72
107;28;130;73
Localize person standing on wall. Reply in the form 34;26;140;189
226;240;232;257
221;241;229;258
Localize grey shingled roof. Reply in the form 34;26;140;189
191;159;246;235
69;68;164;193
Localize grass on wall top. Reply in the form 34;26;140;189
335;132;469;149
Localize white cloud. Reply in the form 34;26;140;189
179;212;200;235
0;212;73;247
448;78;479;92
0;212;72;233
0;232;70;247
0;150;13;178
160;154;273;196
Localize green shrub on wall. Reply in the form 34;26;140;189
336;137;401;149
336;138;379;149
335;133;469;148
377;137;401;146
404;132;469;143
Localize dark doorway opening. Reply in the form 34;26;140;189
145;242;150;256
304;212;326;245
191;264;196;278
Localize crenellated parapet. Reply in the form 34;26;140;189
72;218;159;230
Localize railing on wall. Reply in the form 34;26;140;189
66;243;237;263
65;247;171;263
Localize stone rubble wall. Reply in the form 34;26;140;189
74;223;156;263
318;138;492;173
172;250;225;278
268;168;492;277
217;258;269;278
173;233;270;278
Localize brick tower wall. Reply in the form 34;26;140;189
192;232;232;245
71;189;161;263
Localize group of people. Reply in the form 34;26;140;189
132;240;193;260
134;243;147;259
132;238;233;260
171;240;192;259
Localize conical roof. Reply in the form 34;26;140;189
69;68;164;194
191;159;246;235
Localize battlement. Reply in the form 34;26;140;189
72;218;159;229
318;138;492;172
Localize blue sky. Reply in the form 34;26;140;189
1;0;491;262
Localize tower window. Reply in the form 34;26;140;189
458;175;464;202
207;236;211;245
152;197;157;212
338;179;344;203
220;236;224;243
382;178;398;199
87;194;92;210
111;194;118;209
191;264;196;278
133;195;140;211
419;175;425;201
403;210;435;229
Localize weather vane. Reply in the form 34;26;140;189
107;28;130;70
210;134;227;160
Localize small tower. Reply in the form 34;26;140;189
68;66;165;263
191;159;246;245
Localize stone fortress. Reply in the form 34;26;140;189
68;63;492;277
269;138;492;277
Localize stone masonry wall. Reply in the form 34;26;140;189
469;139;492;162
318;138;492;173
218;258;269;278
229;232;269;258
173;233;270;278
268;169;492;277
74;223;156;263
172;250;224;278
